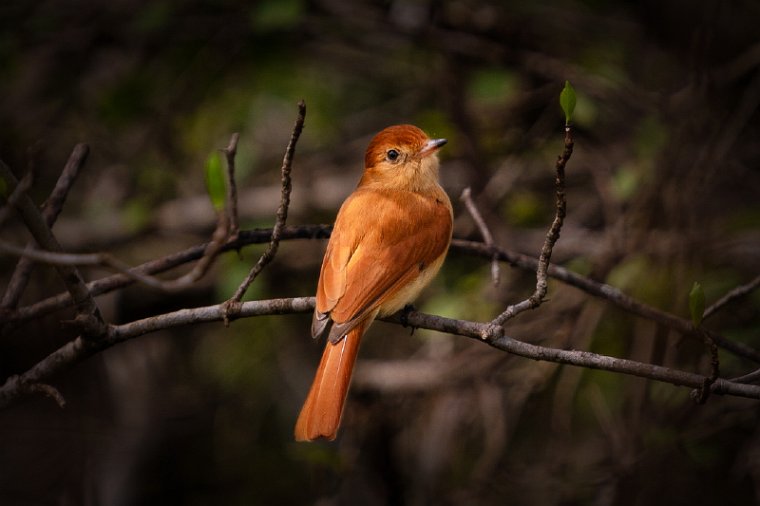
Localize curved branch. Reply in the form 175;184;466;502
2;297;759;409
493;125;573;325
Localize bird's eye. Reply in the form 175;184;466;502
386;149;400;162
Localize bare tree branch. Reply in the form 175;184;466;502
3;219;755;366
493;124;573;325
454;239;760;363
691;327;720;404
3;145;88;308
2;144;88;336
0;169;34;230
703;274;760;321
1;225;332;326
223;132;241;240
0;297;314;409
3;297;759;410
0;158;106;339
1;117;756;417
460;186;500;285
227;100;306;307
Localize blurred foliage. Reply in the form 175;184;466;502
1;0;760;505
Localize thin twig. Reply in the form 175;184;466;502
691;328;720;404
0;241;183;289
703;274;760;321
26;382;66;408
0;137;236;296
460;187;500;285
454;238;760;363
731;367;760;384
0;169;34;229
0;159;107;339
2;144;88;314
493;124;573;325
223;133;241;240
4;222;757;366
42;143;89;225
227;100;306;307
0;211;230;293
1;225;332;326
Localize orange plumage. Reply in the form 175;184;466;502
295;125;453;441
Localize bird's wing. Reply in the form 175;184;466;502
312;188;451;342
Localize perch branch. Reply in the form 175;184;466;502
3;298;760;409
453;239;760;363
4;224;756;366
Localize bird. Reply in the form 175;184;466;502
295;124;453;441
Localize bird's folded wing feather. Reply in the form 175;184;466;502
313;188;451;342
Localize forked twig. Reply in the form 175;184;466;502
0;158;107;339
225;100;306;316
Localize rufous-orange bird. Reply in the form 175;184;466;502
295;124;453;441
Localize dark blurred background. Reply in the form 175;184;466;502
1;0;760;504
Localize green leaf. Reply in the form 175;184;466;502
205;151;226;212
559;80;576;125
689;281;705;327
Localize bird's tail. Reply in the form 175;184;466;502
294;321;368;441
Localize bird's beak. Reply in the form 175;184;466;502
418;138;447;158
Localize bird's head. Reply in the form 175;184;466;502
359;124;447;192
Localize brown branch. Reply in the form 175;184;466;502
0;158;106;339
460;187;500;285
156;209;230;291
227;100;306;307
493;124;573;325
3;297;759;409
1;225;332;327
387;310;760;400
4;219;756;366
223;132;241;240
691;327;720;404
731;367;760;384
0;138;237;296
454;239;760;363
0;169;34;229
26;382;66;408
703;274;760;321
2;145;88;316
0;297;315;409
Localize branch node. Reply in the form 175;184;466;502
690;326;720;404
221;299;243;327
